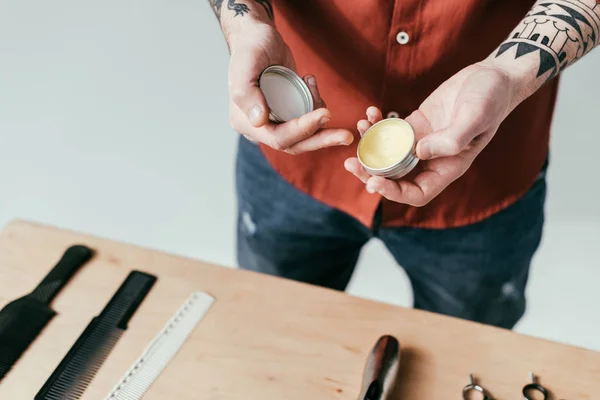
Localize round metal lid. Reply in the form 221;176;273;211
259;65;314;123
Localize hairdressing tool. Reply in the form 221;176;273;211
522;372;549;400
35;270;157;400
462;374;492;400
105;291;215;399
358;335;401;400
0;245;94;382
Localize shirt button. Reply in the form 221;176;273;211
387;111;400;119
396;31;410;45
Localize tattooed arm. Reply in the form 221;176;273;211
208;0;353;153
485;0;600;107
211;0;273;20
210;0;274;45
345;0;600;206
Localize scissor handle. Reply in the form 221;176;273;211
522;382;549;400
462;383;492;400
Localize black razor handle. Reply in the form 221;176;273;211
30;245;95;304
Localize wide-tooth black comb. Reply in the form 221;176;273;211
35;271;157;400
0;245;94;382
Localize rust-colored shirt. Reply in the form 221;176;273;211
260;0;557;229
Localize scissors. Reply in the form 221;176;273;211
522;372;549;400
462;372;550;400
462;374;492;400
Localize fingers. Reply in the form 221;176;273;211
303;74;326;109
268;108;331;150
230;94;352;154
344;157;371;183
242;134;258;143
366;106;383;124
364;166;460;207
364;177;425;206
228;52;270;128
346;153;463;207
364;176;401;198
357;106;384;136
357;119;372;136
246;106;352;153
286;128;354;154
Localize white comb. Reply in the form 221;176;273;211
105;291;215;400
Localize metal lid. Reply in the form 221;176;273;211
259;65;314;123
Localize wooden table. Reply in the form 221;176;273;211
0;220;598;399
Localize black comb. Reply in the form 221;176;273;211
0;245;94;383
35;270;157;400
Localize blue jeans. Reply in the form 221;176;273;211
235;137;547;329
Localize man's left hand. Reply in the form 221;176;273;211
345;62;520;207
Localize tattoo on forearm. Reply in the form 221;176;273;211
495;0;600;80
210;0;248;18
210;0;273;20
256;0;274;20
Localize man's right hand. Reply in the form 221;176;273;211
224;16;353;154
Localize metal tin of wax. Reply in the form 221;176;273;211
259;65;314;124
357;118;419;181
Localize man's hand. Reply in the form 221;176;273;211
223;14;353;154
346;0;600;207
345;63;517;207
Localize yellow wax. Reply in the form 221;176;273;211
358;119;415;169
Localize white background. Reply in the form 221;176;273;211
0;1;598;351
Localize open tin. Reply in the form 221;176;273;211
259;65;314;123
357;118;419;180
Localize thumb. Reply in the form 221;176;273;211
232;85;270;128
229;54;270;128
416;109;482;160
303;74;326;109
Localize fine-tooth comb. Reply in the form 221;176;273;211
105;291;215;399
35;270;157;400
